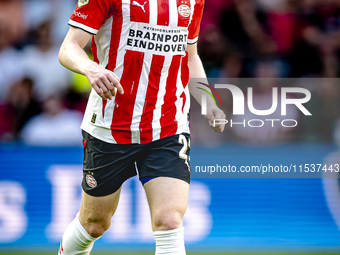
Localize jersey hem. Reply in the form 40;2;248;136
68;20;99;35
187;37;198;44
81;123;190;145
81;124;117;144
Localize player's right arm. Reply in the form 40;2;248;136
58;27;124;100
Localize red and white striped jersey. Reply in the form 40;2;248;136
69;0;204;144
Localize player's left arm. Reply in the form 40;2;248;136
187;43;226;133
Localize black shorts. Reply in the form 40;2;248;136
82;130;191;197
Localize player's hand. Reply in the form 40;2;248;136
85;63;124;100
205;105;226;133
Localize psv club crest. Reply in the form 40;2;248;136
78;0;89;7
86;174;97;188
178;4;191;18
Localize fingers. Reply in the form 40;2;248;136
100;76;115;99
89;69;124;100
207;108;226;133
213;109;225;120
92;84;106;100
210;120;224;133
107;72;124;95
216;111;226;133
97;80;113;100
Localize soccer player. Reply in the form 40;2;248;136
57;0;226;254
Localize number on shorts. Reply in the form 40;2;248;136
179;134;190;161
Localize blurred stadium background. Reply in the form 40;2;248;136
1;0;340;254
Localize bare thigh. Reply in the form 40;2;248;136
144;177;189;231
79;187;121;236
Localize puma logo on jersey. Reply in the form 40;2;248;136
132;0;147;13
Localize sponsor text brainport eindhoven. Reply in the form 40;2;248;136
127;27;187;53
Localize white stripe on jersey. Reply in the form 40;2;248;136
169;0;178;27
68;20;99;34
149;0;158;26
175;63;184;127
183;86;191;117
174;62;190;135
152;55;172;141
130;0;158;143
130;52;151;144
94;17;113;67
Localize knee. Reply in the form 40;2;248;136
81;216;111;238
153;210;183;231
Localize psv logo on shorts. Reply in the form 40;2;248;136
78;0;89;7
86;174;97;188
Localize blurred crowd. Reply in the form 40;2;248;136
200;0;340;78
0;0;87;146
0;0;340;146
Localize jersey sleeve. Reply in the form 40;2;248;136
187;0;205;45
68;0;110;35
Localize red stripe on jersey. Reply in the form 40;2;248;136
108;3;122;71
177;0;191;27
188;0;204;41
180;91;186;112
102;99;107;118
140;55;165;144
180;52;189;88
157;0;169;26
130;0;150;24
160;55;181;139
111;50;144;144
